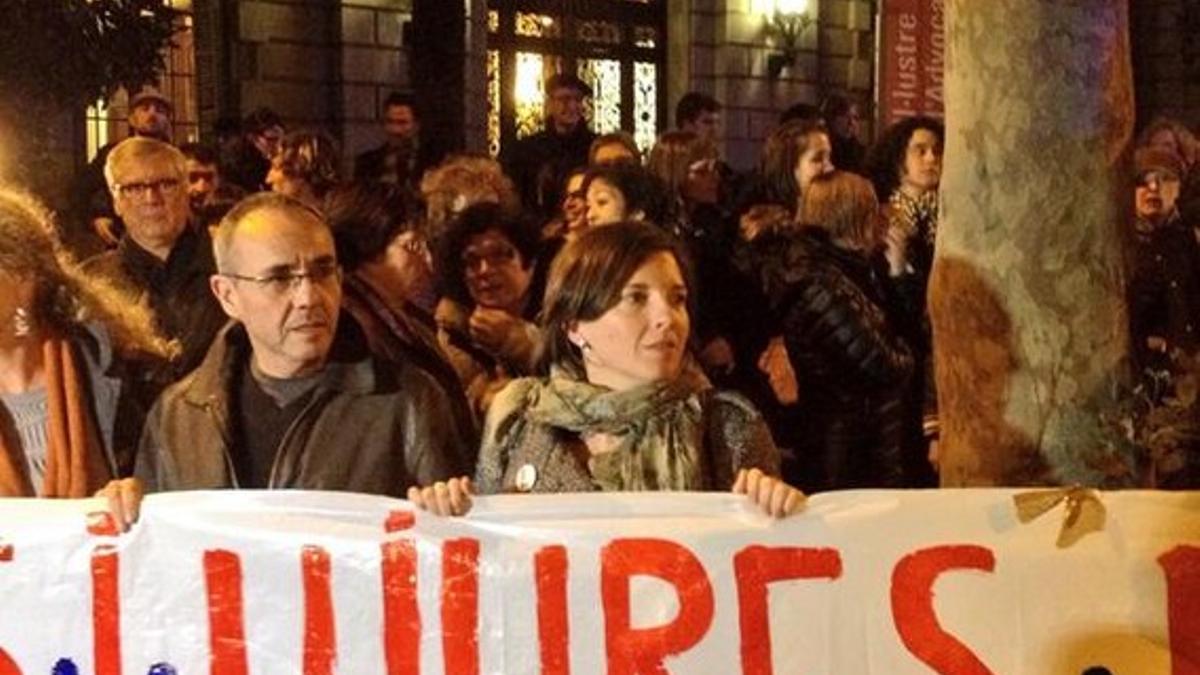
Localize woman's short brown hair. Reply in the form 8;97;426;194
799;171;880;250
540;221;693;377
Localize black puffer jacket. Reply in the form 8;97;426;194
757;227;913;490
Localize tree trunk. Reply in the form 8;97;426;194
931;0;1136;486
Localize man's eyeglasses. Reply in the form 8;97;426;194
222;261;343;296
462;245;518;273
114;178;183;200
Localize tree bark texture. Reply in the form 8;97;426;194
931;0;1135;486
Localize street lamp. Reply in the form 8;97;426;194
759;0;816;79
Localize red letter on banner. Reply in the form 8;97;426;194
302;546;336;675
535;545;570;675
204;550;248;675
382;511;420;675
891;545;995;675
441;538;481;675
601;538;714;675
87;512;121;675
734;546;842;674
1159;545;1200;675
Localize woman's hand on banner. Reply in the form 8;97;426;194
408;477;474;516
95;478;144;532
732;468;806;518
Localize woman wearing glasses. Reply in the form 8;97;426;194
409;221;805;517
435;202;548;416
0;187;174;495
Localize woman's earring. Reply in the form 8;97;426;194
11;307;32;338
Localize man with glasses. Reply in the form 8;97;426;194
98;193;469;523
70;87;176;256
86;137;227;379
503;73;597;220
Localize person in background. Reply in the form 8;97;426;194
0;187;173;493
821;94;866;174
503;73;596;220
588;132;641;166
84;138;226;380
221;107;285;194
865;115;945;486
676;92;722;146
758;172;912;491
179;142;245;233
325;183;479;470
1128;146;1200;371
71;87;175;256
740;118;834;240
647;130;772;400
1138;116;1200;228
540;167;590;242
354;92;443;197
583;162;671;229
435;203;546;415
408;222;805;518
266;131;341;211
419;154;522;245
98;192;469;528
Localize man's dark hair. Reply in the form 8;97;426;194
436;201;540;308
675;92;721;129
779;102;821;126
324;183;413;272
864;115;945;201
383;91;417;115
819;94;856;121
179;142;219;166
242;107;283;135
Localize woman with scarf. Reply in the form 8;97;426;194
409;221;804;517
865;116;944;486
0;187;173;498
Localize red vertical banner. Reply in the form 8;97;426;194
878;0;946;126
302;546;337;675
382;511;420;675
204;550;249;675
441;538;481;675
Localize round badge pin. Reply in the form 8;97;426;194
515;464;538;492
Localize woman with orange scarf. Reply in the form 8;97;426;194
0;187;174;498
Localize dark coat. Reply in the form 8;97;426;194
341;273;479;471
758;227;913;490
502;122;595;218
353;138;443;193
83;227;227;380
1129;215;1200;369
72;323;161;477
133;318;469;495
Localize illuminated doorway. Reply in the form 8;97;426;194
485;0;667;158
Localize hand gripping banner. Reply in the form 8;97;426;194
0;489;1195;674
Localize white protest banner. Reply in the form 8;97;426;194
0;489;1195;674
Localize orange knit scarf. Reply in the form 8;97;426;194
0;338;112;497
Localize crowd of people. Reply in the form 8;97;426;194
0;75;1196;524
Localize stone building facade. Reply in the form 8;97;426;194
152;0;1199;174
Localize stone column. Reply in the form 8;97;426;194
930;1;1135;486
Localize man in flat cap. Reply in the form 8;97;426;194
503;73;597;219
